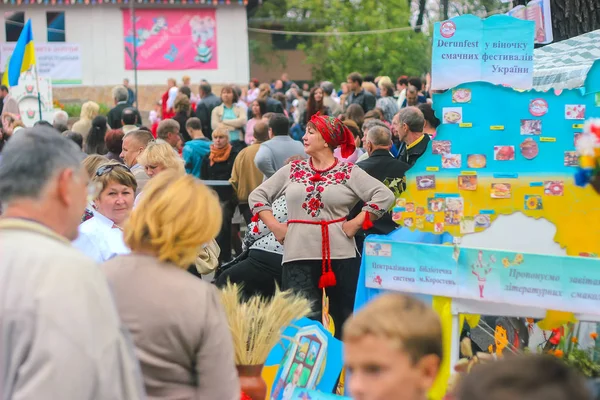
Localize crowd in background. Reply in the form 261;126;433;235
0;69;599;400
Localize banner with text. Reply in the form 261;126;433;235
122;9;218;70
0;42;81;85
364;239;600;315
431;14;534;90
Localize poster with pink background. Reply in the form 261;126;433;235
122;9;218;70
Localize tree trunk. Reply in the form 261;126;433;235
441;0;449;20
514;0;600;42
415;0;427;32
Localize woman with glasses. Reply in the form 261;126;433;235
73;161;137;263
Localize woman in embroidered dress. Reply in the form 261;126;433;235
249;115;394;337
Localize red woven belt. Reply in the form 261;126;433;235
287;216;347;289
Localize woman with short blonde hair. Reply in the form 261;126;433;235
102;172;240;400
72;101;100;143
138;141;185;178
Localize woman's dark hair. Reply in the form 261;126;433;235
408;76;423;91
62;131;83;149
417;103;440;129
221;85;239;104
179;85;191;99
85;115;108;155
273;93;287;110
105;129;125;154
252;99;267;118
344;103;365;129
305;87;325;122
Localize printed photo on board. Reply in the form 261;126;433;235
442;154;462;168
564;151;578;166
544;181;564;196
520;138;539;160
467;154;487;168
491;183;512;199
442;107;463;124
416;175;436;190
565;104;586;120
494;146;515;161
432;140;451;155
524;195;543;210
520;119;542;135
458;175;478;191
452;88;472;103
474;214;491;228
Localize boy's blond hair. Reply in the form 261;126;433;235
343;293;442;363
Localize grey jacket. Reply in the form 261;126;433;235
254;135;306;179
0;219;145;400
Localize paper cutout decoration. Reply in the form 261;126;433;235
544;181;564;196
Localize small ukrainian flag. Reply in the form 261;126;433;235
1;19;36;87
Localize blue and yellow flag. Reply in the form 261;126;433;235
2;19;36;87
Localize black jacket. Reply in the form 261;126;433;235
346;89;376;113
107;103;142;130
173;112;191;142
397;134;431;167
200;150;238;202
195;93;222;139
353;149;410;236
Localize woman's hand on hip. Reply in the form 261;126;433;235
342;219;361;238
272;222;288;244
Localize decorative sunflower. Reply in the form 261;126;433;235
526;196;539;210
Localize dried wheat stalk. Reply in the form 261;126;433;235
220;283;312;365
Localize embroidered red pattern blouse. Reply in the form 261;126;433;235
249;159;394;263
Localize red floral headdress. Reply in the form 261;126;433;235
309;113;356;158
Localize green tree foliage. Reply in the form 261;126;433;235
283;0;431;84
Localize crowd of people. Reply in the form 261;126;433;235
0;71;597;400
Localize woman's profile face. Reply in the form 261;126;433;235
94;181;135;226
145;163;167;178
302;126;328;156
213;134;229;150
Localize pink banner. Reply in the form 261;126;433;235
122;9;218;70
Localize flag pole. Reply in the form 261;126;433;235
34;64;43;122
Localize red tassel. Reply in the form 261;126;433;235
362;212;374;230
318;270;337;289
251;214;260;233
